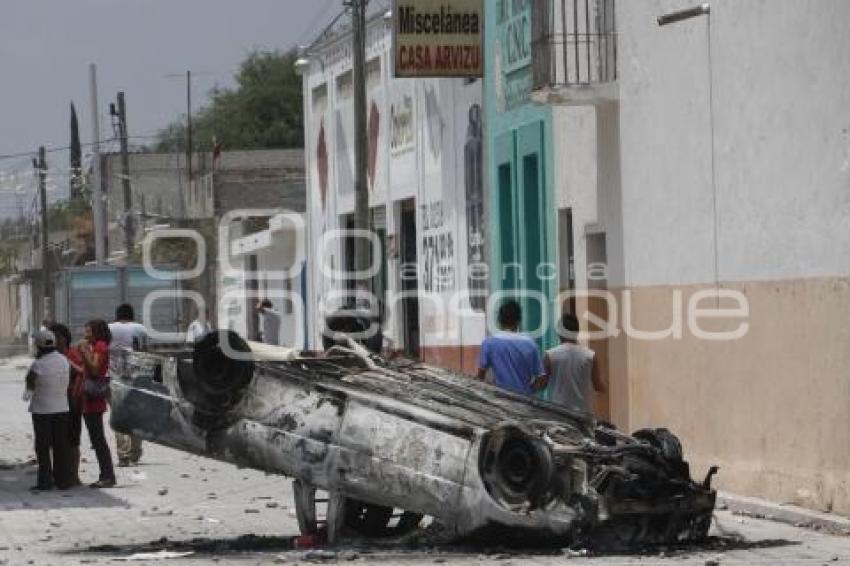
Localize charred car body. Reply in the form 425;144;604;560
110;331;716;548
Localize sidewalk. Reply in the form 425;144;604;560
719;491;850;537
0;345;28;359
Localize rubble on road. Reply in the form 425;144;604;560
113;550;195;561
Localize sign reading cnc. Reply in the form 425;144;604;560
496;0;533;110
393;0;484;78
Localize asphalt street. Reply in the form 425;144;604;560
1;355;848;565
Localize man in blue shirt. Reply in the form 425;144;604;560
476;300;547;395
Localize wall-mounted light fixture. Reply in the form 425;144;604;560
657;3;722;304
294;46;311;76
657;3;710;26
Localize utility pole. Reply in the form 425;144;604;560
112;92;134;255
186;70;193;185
35;146;52;322
349;0;370;277
166;70;205;218
89;64;106;265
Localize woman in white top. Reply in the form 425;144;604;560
24;330;72;490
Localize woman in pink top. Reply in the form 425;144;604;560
78;319;116;488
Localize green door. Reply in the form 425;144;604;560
493;121;549;343
517;121;547;341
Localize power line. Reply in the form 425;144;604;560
297;0;339;47
0;137;121;163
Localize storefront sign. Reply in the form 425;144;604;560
393;0;484;78
495;0;533;110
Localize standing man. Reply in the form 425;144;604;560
108;303;147;467
544;313;607;414
476;300;547;396
186;306;212;343
256;299;281;345
23;330;71;491
109;303;147;352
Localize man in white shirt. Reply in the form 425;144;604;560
24;330;71;490
108;303;147;466
256;299;281;345
186;306;212;343
543;313;607;414
109;303;148;351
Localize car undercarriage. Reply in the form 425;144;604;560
109;331;716;549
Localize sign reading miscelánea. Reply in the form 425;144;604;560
393;0;484;78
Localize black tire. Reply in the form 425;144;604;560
180;330;254;429
479;425;555;509
633;428;683;462
631;428;692;485
323;310;383;354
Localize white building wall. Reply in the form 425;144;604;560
609;0;850;515
256;246;304;349
218;214;306;348
617;0;850;287
552;107;598;290
303;19;486;369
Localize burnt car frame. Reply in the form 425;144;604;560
109;331;716;548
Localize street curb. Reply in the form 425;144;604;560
0;345;28;358
718;491;850;536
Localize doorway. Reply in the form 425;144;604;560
246;254;260;341
399;199;420;358
520;153;545;337
558;208;577;315
586;231;611;420
370;206;388;322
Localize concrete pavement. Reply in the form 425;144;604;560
1;356;849;565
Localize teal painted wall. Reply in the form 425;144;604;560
485;0;557;349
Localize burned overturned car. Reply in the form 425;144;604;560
110;331;716;548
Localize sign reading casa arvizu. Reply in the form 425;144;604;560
393;0;484;78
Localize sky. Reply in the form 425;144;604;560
0;0;351;216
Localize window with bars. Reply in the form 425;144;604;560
532;0;617;89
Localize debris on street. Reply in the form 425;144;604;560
113;550;195;561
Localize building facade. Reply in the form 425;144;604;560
485;0;617;418
101;149;306;342
301;15;487;370
485;0;558;348
516;0;850;515
206;150;306;345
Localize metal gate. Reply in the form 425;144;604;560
54;266;181;340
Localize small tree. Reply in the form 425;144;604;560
155;50;304;153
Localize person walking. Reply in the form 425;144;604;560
108;304;146;466
78;319;116;488
256;299;281;345
544;313;607;414
476;300;547;396
23;330;72;491
186;306;212;343
48;323;84;487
